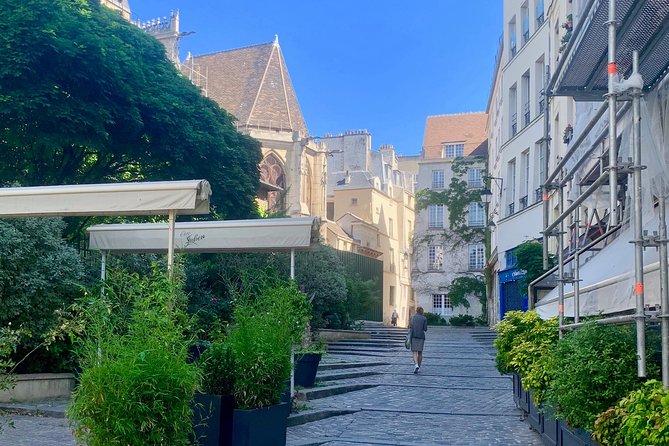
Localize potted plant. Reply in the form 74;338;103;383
228;281;310;446
593;379;669;445
543;323;659;442
195;340;236;446
294;334;327;388
68;267;199;446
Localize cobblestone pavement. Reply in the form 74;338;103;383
0;327;540;446
0;415;75;446
287;326;542;446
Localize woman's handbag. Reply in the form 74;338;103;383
405;328;412;349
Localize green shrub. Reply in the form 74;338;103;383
493;310;544;374
229;282;308;410
199;340;235;396
544;323;658;431
594;379;669;446
68;267;198;446
0;217;85;373
509;316;559;404
424;312;447;325
449;314;476;326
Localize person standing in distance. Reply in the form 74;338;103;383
391;309;398;326
409;306;427;373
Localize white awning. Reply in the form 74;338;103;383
535;224;661;318
87;217;321;254
0;180;211;217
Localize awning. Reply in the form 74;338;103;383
0;180;211;217
551;0;669;100
87;217;321;254
535;224;660;318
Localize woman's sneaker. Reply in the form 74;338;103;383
413;364;419;374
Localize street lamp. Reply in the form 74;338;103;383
480;187;493;205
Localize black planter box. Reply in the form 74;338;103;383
541;406;559;446
518;379;530;413
512;373;521;408
527;391;542;434
192;393;234;446
294;353;322;388
558;420;597;446
232;402;289;446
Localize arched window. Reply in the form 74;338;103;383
259;154;285;212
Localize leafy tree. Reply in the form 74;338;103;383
446;276;486;311
415;156;487;247
0;0;261;226
0;218;84;337
515;240;554;293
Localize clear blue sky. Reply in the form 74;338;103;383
129;1;502;156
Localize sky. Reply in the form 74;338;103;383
129;1;502;156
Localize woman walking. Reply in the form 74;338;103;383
409;306;428;373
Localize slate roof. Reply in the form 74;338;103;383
422;112;487;159
185;38;307;134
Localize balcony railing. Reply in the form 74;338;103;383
510;42;517;58
523;102;531;127
539;97;545;114
537;13;544;27
519;195;528;210
508;202;516;216
523;30;530;45
535;187;543;203
511;113;518;137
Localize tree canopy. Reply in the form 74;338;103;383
0;0;261;221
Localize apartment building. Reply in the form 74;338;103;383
400;113;488;322
488;0;559;322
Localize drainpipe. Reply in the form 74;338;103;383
558;186;565;339
607;0;618;226
631;50;646;377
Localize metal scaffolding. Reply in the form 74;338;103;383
536;0;669;383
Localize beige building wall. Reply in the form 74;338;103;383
324;133;415;327
100;0;130;20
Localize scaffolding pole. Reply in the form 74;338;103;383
659;195;669;389
558;186;565;338
543;65;552;270
630;51;647;378
573;206;581;324
607;0;619;226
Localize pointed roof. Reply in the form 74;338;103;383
186;37;307;134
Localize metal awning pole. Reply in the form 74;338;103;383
607;0;619;226
101;251;107;297
659;195;669;389
168;210;176;278
290;248;295;280
543;65;552;270
558;186;565;339
631;50;646;378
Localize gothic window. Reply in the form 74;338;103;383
259;154;286;212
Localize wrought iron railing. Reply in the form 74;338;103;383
508;202;516;216
519;195;528;210
523;30;530;45
539;98;545;114
537;13;544;27
535;187;543;203
511;113;518;137
510;42;517;58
